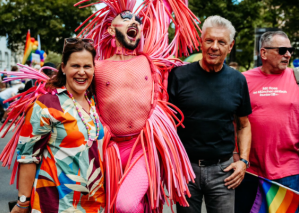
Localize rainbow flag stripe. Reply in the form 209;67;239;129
22;30;32;64
250;177;299;213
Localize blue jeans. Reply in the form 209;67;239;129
273;174;299;192
177;157;235;213
235;174;299;213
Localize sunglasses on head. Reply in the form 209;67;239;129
63;38;94;52
264;47;295;55
120;11;142;24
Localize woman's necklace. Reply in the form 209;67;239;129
67;91;100;147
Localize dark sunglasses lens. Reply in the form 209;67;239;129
82;39;94;44
135;15;142;24
120;11;133;19
66;38;79;43
279;47;294;55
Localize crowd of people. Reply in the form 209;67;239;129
1;1;298;213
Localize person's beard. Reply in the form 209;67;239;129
115;28;140;50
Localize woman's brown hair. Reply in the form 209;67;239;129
46;40;96;96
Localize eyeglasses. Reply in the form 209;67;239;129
63;38;94;52
263;47;295;55
120;11;142;24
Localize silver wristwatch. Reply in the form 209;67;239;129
18;195;30;203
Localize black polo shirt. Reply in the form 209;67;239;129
168;62;252;161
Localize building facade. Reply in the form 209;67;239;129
0;36;11;71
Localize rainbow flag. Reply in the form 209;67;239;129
250;176;299;213
22;30;32;64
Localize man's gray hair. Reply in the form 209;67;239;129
260;31;289;48
201;15;236;43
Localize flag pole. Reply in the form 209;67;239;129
246;171;299;194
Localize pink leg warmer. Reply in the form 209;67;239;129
116;149;149;213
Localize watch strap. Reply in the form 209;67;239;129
240;158;250;168
18;196;31;202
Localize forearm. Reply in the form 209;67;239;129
224;116;251;189
18;163;36;198
237;122;251;161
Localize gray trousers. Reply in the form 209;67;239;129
177;157;235;213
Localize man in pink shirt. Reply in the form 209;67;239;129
235;31;299;212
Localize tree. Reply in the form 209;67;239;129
44;51;62;67
187;0;262;69
0;0;95;53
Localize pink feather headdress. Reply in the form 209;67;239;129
75;0;202;61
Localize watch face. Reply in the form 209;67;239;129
20;195;26;202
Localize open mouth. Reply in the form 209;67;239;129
127;26;138;41
75;78;87;84
281;60;289;65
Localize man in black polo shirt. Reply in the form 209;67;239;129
168;15;252;213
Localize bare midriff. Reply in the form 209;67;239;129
94;55;153;136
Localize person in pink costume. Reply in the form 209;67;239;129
74;0;202;212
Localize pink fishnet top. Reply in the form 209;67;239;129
94;55;153;136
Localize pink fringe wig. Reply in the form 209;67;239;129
75;0;201;101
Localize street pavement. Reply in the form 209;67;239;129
0;130;18;213
0;125;207;213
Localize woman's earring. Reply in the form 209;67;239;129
63;72;65;75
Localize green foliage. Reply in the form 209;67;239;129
44;51;61;67
258;0;299;60
0;0;95;53
2;0;299;69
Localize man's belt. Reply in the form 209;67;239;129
192;155;232;167
111;134;139;142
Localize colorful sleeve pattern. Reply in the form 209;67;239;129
17;87;105;213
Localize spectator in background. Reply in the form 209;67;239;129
10;65;19;86
42;62;56;78
2;69;9;88
19;62;56;93
229;62;239;70
0;82;24;122
33;64;41;71
0;82;6;120
11;66;18;71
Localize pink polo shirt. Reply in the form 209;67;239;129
243;67;299;179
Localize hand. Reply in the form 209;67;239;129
223;161;246;189
11;202;30;213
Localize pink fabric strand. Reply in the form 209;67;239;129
0;64;58;184
104;101;194;213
